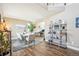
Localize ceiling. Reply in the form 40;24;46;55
0;3;67;22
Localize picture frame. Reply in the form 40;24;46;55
76;17;79;28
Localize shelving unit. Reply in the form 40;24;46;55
48;20;67;48
0;31;12;56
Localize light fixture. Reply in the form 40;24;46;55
46;3;66;7
0;14;8;31
44;3;67;11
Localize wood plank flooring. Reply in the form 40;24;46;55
12;41;79;56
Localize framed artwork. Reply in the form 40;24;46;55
76;17;79;28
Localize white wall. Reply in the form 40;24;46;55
0;4;4;17
45;3;79;50
65;4;79;49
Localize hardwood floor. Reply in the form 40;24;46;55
12;41;79;56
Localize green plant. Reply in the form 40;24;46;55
28;23;35;32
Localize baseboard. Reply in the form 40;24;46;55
67;45;79;51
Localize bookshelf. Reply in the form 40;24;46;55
0;31;12;56
48;20;67;48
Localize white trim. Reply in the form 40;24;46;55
67;45;79;51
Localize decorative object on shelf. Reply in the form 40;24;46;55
47;19;67;48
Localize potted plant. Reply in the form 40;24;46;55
28;23;35;32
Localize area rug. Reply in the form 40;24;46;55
12;39;43;52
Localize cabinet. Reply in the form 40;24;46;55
0;31;12;56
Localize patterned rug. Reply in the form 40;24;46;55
12;39;43;52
